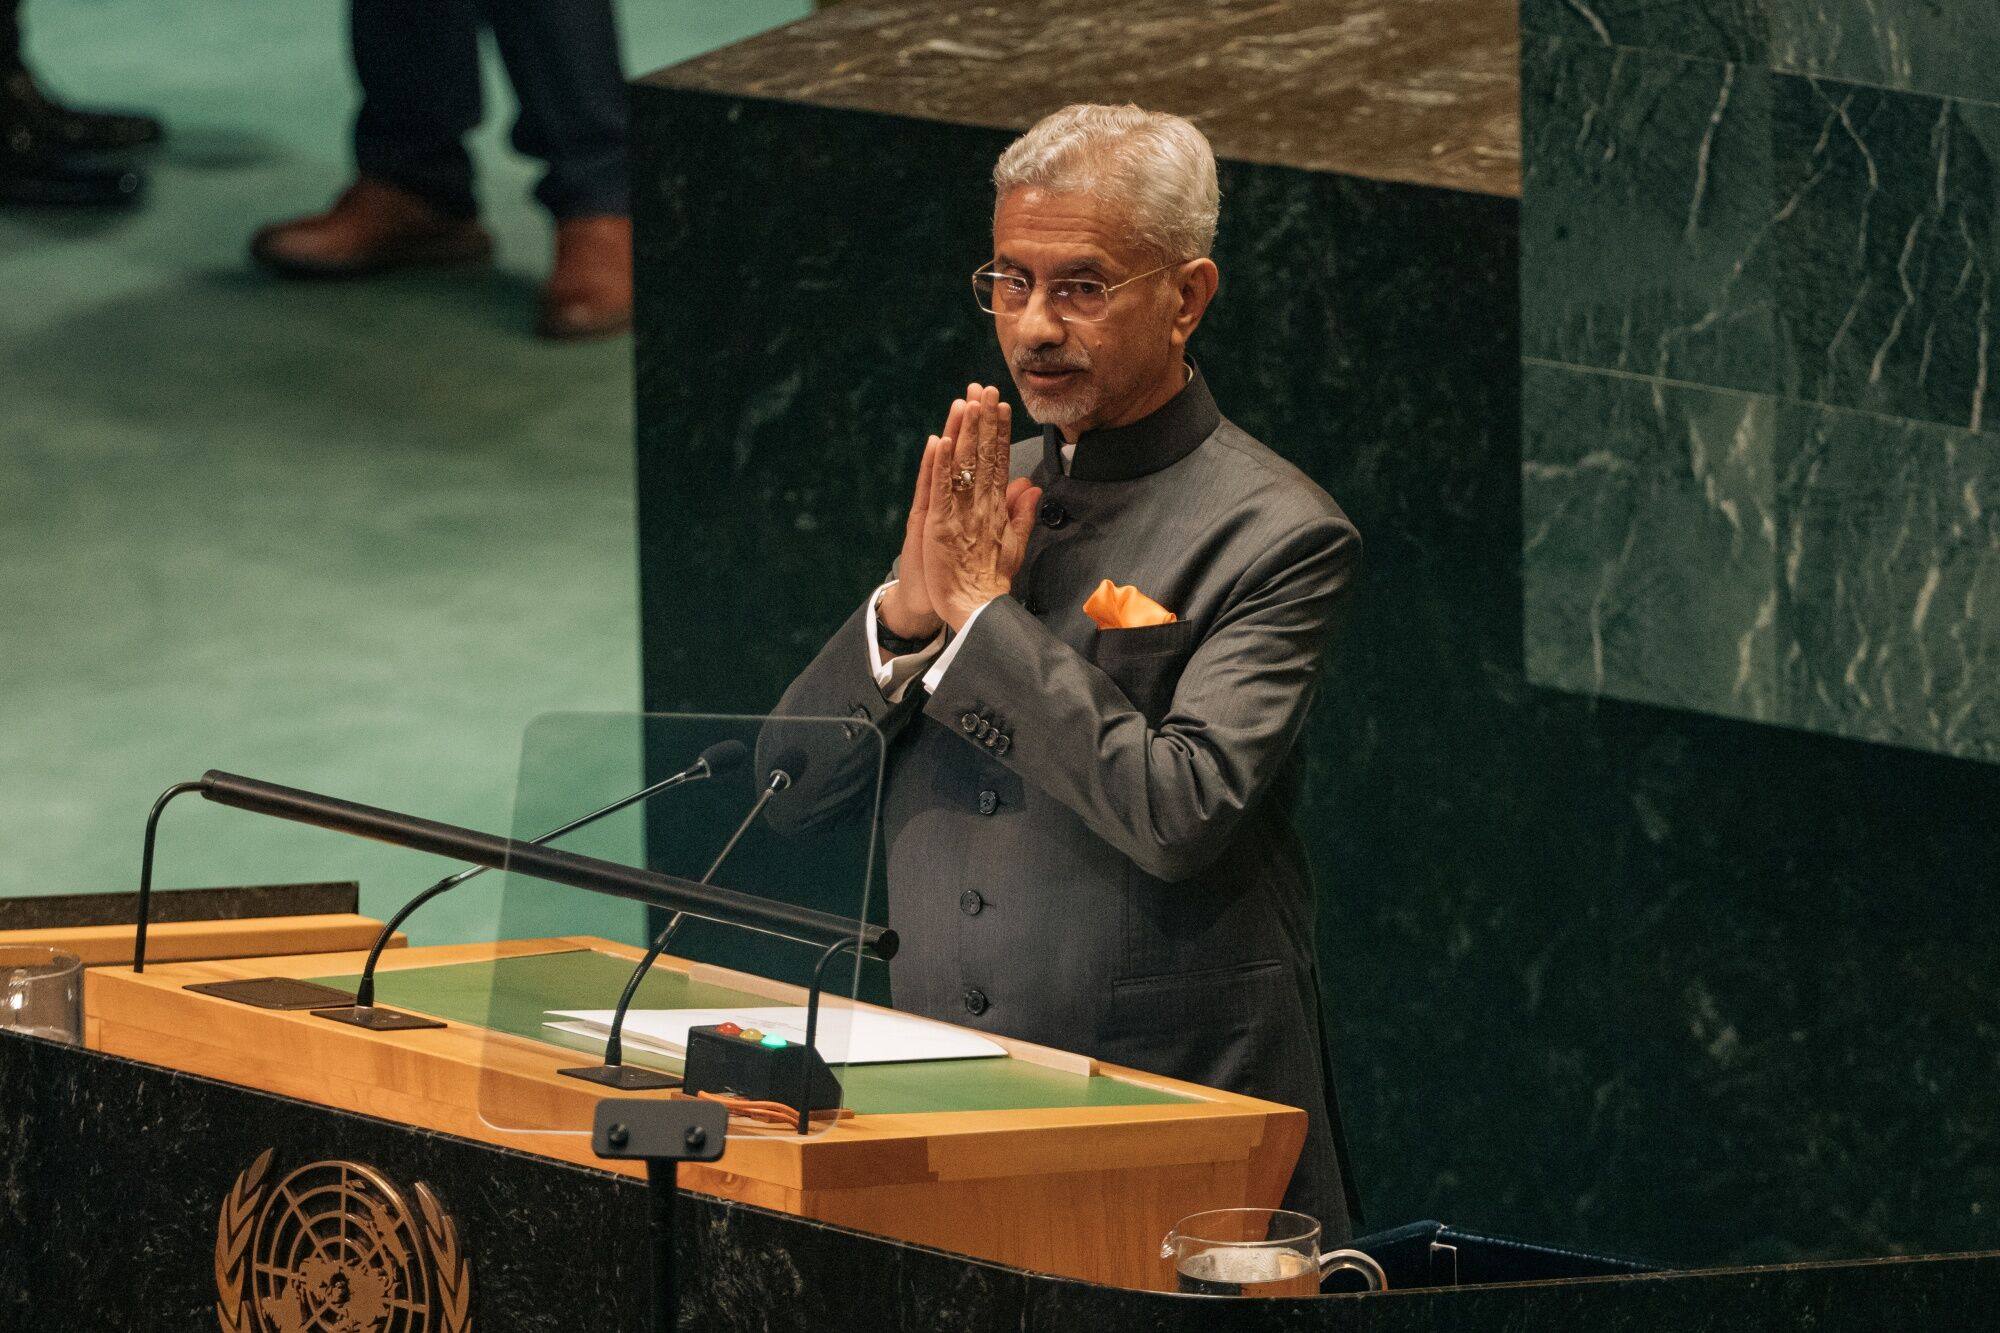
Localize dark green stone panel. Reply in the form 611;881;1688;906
1522;364;1781;722
637;87;2000;1268
1778;401;2000;761
1518;0;1646;48
1522;0;2000;104
1518;0;1764;62
1761;2;2000;106
1771;78;2000;433
1520;13;2000;438
1522;364;2000;762
1522;35;1779;393
1523;7;2000;765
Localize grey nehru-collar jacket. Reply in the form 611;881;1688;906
770;366;1363;1236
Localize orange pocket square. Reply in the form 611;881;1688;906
1083;579;1178;630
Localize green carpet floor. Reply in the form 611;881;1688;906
0;0;807;943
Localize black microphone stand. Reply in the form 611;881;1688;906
559;769;790;1088
593;1097;726;1333
133;780;206;973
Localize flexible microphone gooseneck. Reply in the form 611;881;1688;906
326;739;749;1025
561;754;808;1088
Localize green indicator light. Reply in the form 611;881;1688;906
759;1034;788;1049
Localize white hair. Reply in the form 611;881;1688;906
992;104;1220;261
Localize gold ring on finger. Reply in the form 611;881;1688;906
952;467;976;492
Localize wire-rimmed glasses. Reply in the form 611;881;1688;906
971;260;1185;323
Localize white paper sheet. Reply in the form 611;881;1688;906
544;1006;1006;1065
544;1020;686;1060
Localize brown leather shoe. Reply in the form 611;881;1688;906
250;179;492;278
538;215;632;340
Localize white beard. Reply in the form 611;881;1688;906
1016;378;1099;428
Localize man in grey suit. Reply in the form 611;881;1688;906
772;104;1362;1238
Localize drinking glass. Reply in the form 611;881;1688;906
1163;1207;1387;1297
0;946;84;1044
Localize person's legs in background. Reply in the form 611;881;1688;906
480;0;631;339
0;0;159;208
352;0;486;222
251;0;493;277
252;0;631;339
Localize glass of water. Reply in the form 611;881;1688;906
1163;1207;1386;1297
0;946;84;1044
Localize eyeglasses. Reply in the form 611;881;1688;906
970;260;1184;323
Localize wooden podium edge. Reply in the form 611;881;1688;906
2;913;403;967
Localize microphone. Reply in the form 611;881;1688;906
315;739;750;1030
560;752;809;1088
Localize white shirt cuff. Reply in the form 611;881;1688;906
920;599;993;695
865;581;946;703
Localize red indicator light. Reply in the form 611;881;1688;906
716;1022;742;1037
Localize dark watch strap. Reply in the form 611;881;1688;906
876;624;936;656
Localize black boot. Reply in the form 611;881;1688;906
2;65;163;155
1;119;143;207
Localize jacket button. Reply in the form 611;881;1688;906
960;712;979;734
962;987;990;1016
977;790;998;815
959;889;984;915
1038;499;1068;529
994;734;1012;756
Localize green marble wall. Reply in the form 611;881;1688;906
1521;0;2000;763
633;85;2000;1269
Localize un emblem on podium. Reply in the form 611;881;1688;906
215;1150;472;1333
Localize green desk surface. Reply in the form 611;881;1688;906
311;949;1190;1116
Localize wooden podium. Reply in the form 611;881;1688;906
85;935;1305;1291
